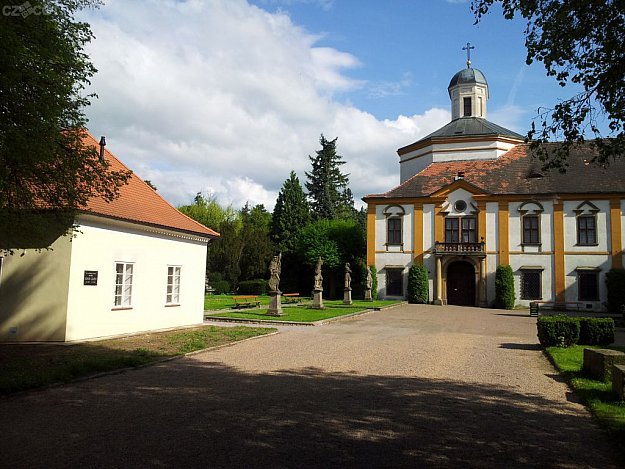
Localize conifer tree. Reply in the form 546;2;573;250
271;171;310;252
305;135;354;220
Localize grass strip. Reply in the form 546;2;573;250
0;325;275;395
207;300;401;322
545;345;625;440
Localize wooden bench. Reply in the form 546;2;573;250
232;295;260;309
283;293;301;304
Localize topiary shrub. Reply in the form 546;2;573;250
238;279;268;295
606;268;625;315
495;265;515;309
213;280;231;295
407;263;429;304
537;315;580;347
578;317;615;345
369;265;378;300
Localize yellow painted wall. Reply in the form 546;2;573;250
0;235;72;341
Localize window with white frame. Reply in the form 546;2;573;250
574;202;600;246
384;205;405;248
166;266;181;304
114;262;134;307
518;201;544;245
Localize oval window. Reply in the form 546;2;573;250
454;200;467;212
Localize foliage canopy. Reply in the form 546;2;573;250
0;0;130;249
472;0;625;170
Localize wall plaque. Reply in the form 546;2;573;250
84;270;98;286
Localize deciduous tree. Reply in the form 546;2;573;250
1;0;130;250
472;0;625;169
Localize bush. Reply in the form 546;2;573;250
237;279;268;295
495;265;515;309
578;317;615;345
213;280;231;295
537;315;580;347
407;263;429;304
606;268;625;315
370;265;378;300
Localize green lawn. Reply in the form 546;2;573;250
0;325;275;394
206;299;401;322
546;345;625;440
204;294;272;310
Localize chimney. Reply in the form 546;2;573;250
99;136;106;161
455;171;465;181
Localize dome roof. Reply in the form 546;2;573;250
448;67;488;90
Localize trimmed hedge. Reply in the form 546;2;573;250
238;279;268;295
407;263;429;304
578;317;615;345
495;265;515;309
537;316;615;347
606;268;625;315
537;315;580;347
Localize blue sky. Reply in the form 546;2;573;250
80;0;574;211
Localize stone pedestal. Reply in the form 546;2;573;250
267;291;284;316
312;289;324;309
343;288;352;305
364;289;372;301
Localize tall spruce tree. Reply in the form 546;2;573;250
271;171;310;252
305;134;354;220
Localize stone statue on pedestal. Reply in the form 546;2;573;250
267;253;284;316
364;266;373;301
312;257;324;309
343;262;352;305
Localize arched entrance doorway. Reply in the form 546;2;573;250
446;261;475;306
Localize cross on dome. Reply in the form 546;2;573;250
462;42;475;68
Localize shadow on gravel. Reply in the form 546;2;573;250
499;343;542;351
0;360;620;469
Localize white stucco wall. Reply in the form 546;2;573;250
508;254;554;307
64;216;208;341
508;200;554;252
563;254;610;311
563;200;609;252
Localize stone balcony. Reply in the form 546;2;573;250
433;241;485;256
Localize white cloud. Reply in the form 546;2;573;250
82;0;449;213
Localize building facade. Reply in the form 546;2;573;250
0;133;219;342
364;64;625;311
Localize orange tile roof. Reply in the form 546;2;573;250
82;132;219;238
366;143;625;200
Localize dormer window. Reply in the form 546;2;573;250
463;97;472;117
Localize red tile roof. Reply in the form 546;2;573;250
83;133;219;238
366;144;625;200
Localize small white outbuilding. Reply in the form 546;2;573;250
0;133;219;342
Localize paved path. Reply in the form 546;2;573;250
1;305;621;468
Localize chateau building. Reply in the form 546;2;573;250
364;60;625;310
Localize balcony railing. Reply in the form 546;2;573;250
434;241;485;254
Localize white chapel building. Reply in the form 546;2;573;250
0;133;219;342
364;60;625;310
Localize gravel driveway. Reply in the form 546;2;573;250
0;305;620;468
